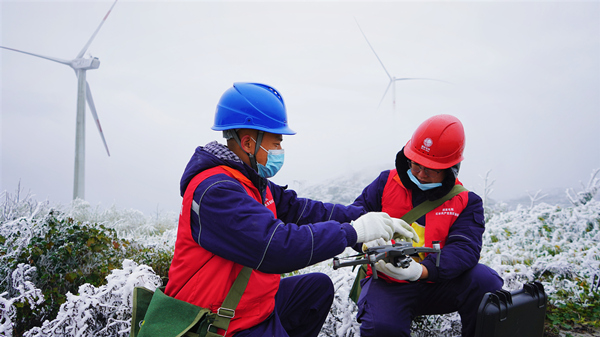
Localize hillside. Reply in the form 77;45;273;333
0;169;598;336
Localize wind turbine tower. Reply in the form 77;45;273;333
1;0;118;200
355;18;446;111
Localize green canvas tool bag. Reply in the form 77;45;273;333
349;184;467;303
130;266;252;337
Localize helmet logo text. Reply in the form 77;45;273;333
421;138;433;152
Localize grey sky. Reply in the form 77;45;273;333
1;0;599;215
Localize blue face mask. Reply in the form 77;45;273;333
257;148;285;178
407;169;442;191
251;137;284;178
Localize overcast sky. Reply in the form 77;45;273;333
1;0;599;215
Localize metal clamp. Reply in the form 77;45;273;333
217;307;235;318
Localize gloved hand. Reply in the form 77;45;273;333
361;238;390;252
390;218;420;243
351;212;394;243
374;259;423;281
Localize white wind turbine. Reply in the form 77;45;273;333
355;18;447;111
1;0;118;200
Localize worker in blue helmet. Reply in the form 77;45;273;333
164;83;417;336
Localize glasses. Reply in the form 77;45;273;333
408;160;442;177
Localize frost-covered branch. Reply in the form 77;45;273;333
0;264;44;337
0;186;50;224
527;189;548;209
479;170;495;211
566;168;600;206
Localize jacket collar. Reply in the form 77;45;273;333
180;141;268;200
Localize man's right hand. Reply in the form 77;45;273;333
351;212;395;243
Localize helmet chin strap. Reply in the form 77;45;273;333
230;130;264;173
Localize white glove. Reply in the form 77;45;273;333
351;212;394;243
390;218;420;243
361;238;390;252
375;259;423;281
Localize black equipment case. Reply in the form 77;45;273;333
475;282;547;337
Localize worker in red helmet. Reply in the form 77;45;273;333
351;114;503;337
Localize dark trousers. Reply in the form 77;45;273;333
235;272;334;337
357;264;503;337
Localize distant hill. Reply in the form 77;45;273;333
291;168;574;210
491;187;572;210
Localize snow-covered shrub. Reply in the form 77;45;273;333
0;191;174;336
482;199;600;297
307;255;360;337
0;187;51;224
482;197;600;332
66;198;177;284
24;259;161;337
567;168;600;206
411;313;461;337
0;264;44;337
67;198;178;257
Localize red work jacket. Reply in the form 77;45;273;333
370;169;469;283
165;165;280;335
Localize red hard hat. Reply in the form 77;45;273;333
404;114;465;170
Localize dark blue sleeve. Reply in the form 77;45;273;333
421;191;485;282
268;181;364;267
191;174;362;274
351;170;389;212
269;181;365;226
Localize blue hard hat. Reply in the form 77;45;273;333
212;82;296;135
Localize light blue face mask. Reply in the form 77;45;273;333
257;148;285;178
251;137;285;178
407;169;442;191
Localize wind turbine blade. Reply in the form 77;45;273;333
0;46;71;66
354;17;392;81
76;0;119;58
85;81;110;156
394;77;451;84
378;80;393;109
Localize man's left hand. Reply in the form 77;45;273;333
362;238;389;252
375;259;423;281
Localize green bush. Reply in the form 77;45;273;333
1;210;173;336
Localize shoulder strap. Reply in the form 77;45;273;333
206;266;252;334
400;184;468;224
